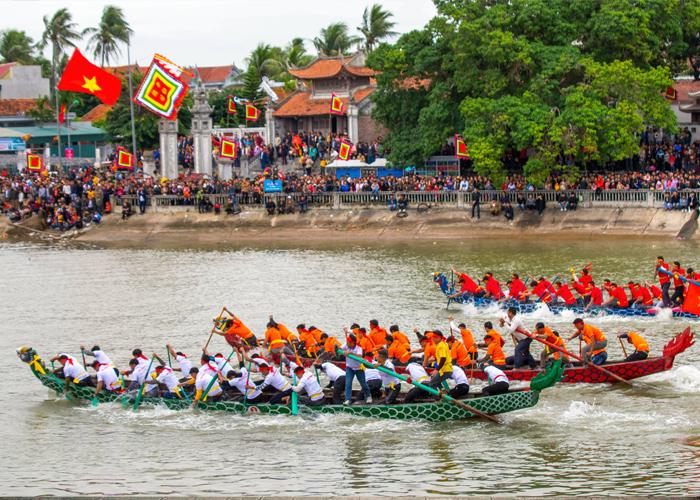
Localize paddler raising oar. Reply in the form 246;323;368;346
212;310;259;349
500;307;537;369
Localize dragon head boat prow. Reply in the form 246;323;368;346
16;346;47;375
662;327;695;359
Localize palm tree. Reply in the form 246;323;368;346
39;8;81;99
83;5;132;67
243;43;284;99
0;30;36;64
357;4;398;52
282;38;313;70
313;22;360;56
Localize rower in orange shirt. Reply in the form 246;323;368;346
355;327;376;356
319;333;342;361
618;332;649;362
446;334;471;368
308;326;324;344
480;321;505;348
368;319;388;347
568;318;607;365
448;316;478;363
480;332;507;368
411;330;437;368
388;325;410;346
264;317;286;355
534;322;570;368
297;324;320;357
215;313;258;348
386;334;413;365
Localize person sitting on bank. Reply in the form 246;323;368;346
121;200;133;220
618;332;650;362
265;198;276;215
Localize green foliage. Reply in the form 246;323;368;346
313;22;360;56
27;96;54;123
39;7;81;98
102;72;192;149
82;5;131;67
370;0;694;183
208;88;244;128
0;29;36;64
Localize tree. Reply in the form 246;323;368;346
281;38;313;70
82;5;132;67
313;22;360;56
0;29;36;64
241;43;284;100
27;96;54;123
102;72;192;149
370;0;688;184
38;8;81;99
208;88;244;128
357;4;398;52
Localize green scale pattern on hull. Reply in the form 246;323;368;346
30;367;543;422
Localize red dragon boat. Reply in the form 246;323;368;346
287;328;693;384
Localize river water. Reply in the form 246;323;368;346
1;238;699;496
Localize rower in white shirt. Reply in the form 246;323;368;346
402;362;430;403
213;352;236;377
375;349;401;404
318;362;346;404
481;363;510;396
499;307;537;369
449;365;470;399
165;344;193;382
256;363;292;404
126;358;157;395
223;362;264;403
146;365;183;398
364;366;383;399
291;365;324;405
90;360;122;396
192;366;223;408
80;345;113;367
55;354;94;391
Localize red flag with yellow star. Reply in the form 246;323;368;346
57;48;122;105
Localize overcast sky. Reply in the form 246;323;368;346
6;0;437;68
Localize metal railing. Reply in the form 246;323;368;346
108;189;700;213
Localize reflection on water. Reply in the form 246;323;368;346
0;239;698;496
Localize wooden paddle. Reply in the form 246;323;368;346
520;331;634;386
618;336;629;358
205;306;229;350
345;352;500;423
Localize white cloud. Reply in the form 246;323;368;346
6;0;436;67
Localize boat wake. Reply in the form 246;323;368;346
561;400;693;429
645;365;700;393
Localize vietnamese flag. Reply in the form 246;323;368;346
57;48;122;105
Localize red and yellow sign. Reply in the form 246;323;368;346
134;54;189;120
338;140;352;161
245;104;259;122
227;96;237;115
116;149;134;169
26;153;43;171
330;93;345;115
220;138;237;159
455;135;469;158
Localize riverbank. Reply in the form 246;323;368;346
3;206;697;248
61;206;698;248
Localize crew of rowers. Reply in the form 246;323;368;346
447;257;697;310
48;310;651;407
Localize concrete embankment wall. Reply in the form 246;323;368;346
47;206;697;249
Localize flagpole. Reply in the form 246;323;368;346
126;34;138;169
54;79;62;172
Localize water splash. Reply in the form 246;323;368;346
646;365;700;393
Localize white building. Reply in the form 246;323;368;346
0;63;50;99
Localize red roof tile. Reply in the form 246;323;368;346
183;65;234;84
80;103;112;122
671;79;700;103
289;57;376;79
273;87;375;117
0;98;44;116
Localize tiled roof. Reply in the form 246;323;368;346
289;56;376;79
671;79;700;103
105;64;148;76
81;103;112;122
183;65;235;84
273;87;375;117
0;98;43;116
272;87;291;100
0;62;16;79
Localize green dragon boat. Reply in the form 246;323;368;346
20;349;563;422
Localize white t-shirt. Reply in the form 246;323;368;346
259;367;291;391
364;368;381;382
321;362;345;382
503;315;528;341
406;363;429;383
214;356;236;377
341;344;363;370
155;367;180;391
91;350;112;366
451;366;469;386
484;365;509;384
63;360;89;381
176;354;192;377
195;370;222;397
378;360;399;387
292;371;324;401
96;365;121;391
226;367;262;399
